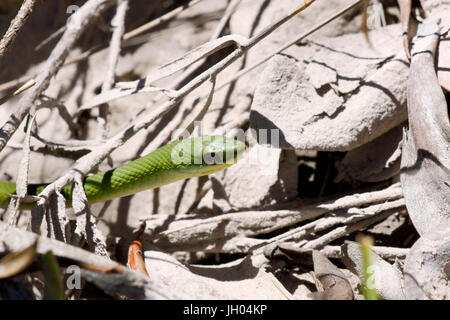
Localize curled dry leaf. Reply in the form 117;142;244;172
310;250;354;300
400;19;450;236
0;241;37;279
341;241;406;300
419;0;450;92
403;229;450;299
143;249;292;299
127;221;150;278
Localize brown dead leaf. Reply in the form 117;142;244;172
0;241;37;279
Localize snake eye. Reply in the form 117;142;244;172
204;152;223;164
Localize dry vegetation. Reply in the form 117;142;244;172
0;0;449;300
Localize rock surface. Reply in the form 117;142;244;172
144;249;292;299
210;143;298;213
336;123;404;183
250;24;409;151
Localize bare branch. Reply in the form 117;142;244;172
70;176;109;258
0;79;35;105
148;185;404;252
0;0;116;152
0;0;38;61
5;115;35;225
97;0;129;140
215;0;362;92
123;0;204;41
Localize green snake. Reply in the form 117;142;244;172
0;136;245;209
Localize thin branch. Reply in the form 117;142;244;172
148;185;404;252
321;245;409;261
37;95;79;136
0;0;116;152
0;79;36;105
215;0;362;93
70;175;109;258
64;0;206;67
0;0;38;61
182;76;216;135
304;208;405;250
5;115;35;225
210;0;242;40
6;142;91;160
97;0;129;140
123;0;204;40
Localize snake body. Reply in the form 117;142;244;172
0;136;245;209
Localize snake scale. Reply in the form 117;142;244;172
0;136;245;209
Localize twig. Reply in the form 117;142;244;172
210;0;242;40
0;75;33;93
397;0;412;59
6;142;90;160
37;95;78;136
0;0;38;62
82;0;317;109
0;79;36;105
97;0;129;140
0;221;173;299
70;175;109;258
34;26;65;51
161;0;241;96
47;191;68;242
0;0;116;153
123;0;204;41
182;76;216;135
321;244;409;261
215;0;362;93
149;185;404;252
252;198;405;254
303;207;405;250
5;115;35;225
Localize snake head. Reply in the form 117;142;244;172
171;135;246;175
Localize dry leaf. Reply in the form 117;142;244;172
0;241;37;279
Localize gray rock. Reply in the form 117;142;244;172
210;144;298;213
336;123;404;183
404;230;450;299
250;24;409;151
144;249;292;299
